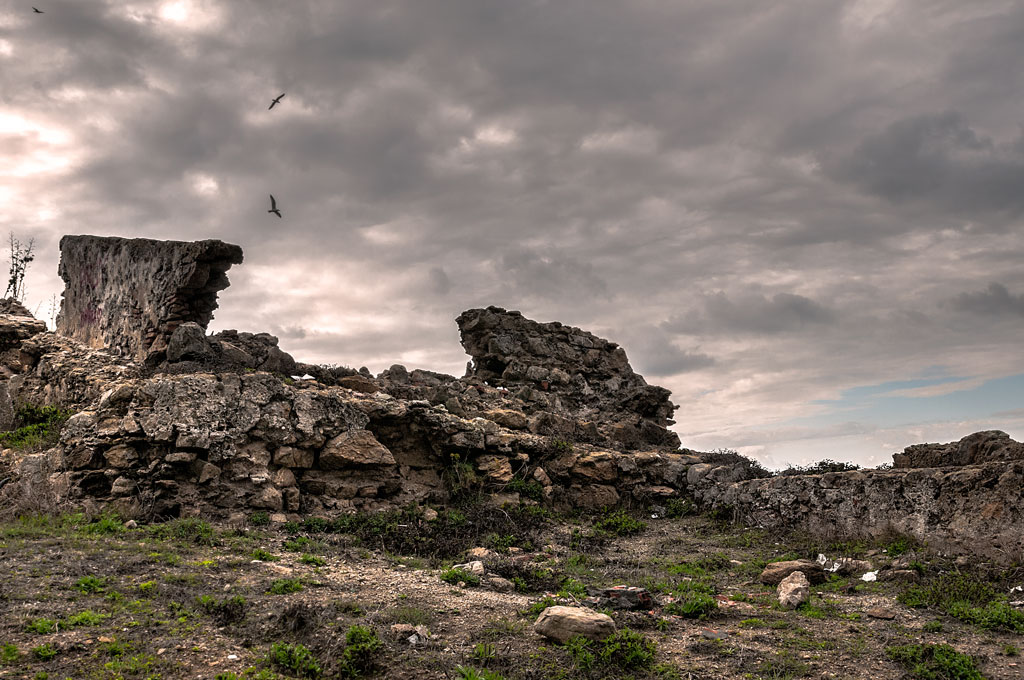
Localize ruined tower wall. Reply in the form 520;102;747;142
56;236;243;363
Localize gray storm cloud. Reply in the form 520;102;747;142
2;0;1024;465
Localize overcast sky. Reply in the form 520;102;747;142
3;0;1023;468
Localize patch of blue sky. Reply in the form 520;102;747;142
794;372;1024;429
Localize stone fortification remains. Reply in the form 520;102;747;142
56;235;243;363
1;235;1023;564
456;307;679;449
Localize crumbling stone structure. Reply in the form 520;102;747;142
456;307;679;449
56;235;243;363
2;235;1023;565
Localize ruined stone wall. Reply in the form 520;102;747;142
6;306;1024;562
5;231;1024;564
56;236;243;363
4;335;696;519
457;307;679;449
694;462;1024;562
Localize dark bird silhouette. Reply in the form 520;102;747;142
269;93;285;110
33;7;44;13
268;194;282;218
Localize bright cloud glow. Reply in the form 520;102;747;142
190;173;219;196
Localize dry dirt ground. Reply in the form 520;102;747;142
0;507;1021;680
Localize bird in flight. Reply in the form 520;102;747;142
269;93;285;110
33;7;44;12
268;194;282;218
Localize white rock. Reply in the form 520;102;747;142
777;570;810;609
452;560;485;576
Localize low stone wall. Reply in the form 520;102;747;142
56;236;243;363
699;463;1024;562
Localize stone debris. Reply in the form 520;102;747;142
533;605;616;643
707;458;1024;562
484;576;515;593
777;571;810;610
452;561;486;577
877;569;920;584
866;607;896;620
817;554;873;577
584;586;656;611
389;624;429;645
456;306;679;449
465;547;499;562
759;560;826;586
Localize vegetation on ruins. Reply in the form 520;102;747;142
0;404;72;451
4;232;34;302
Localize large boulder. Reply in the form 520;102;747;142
533;606;616;643
166;323;214;362
320;430;397;468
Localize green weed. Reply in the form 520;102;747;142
197;595;247;624
251;548;279;562
1;643;18;664
268;642;321;678
899;573;1024;633
74;574;107;594
65;610;109;627
441;567;481;587
593;509;647;537
25;618;57;634
455;667;506;680
337;625;381;678
886;643;983;679
662;581;718;620
522;596;558;620
79;513;125;536
152;517;216;545
563;628;657;672
0;405;71;451
472;642;496;664
268;579;303;595
381;606;432;626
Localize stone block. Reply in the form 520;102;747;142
320;430;396;468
